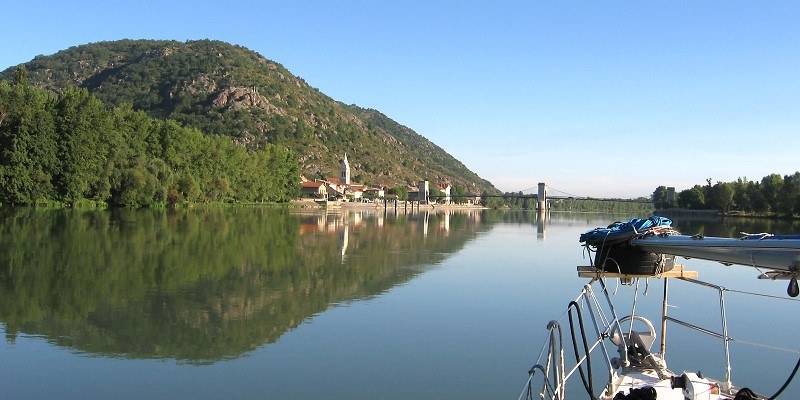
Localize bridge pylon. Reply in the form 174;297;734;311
537;183;547;212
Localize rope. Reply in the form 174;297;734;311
735;354;800;399
722;287;800;302
525;365;557;400
768;355;800;399
567;301;600;400
733;387;759;400
732;338;800;355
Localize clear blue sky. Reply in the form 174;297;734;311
2;1;798;198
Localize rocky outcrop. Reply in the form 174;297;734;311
211;86;286;115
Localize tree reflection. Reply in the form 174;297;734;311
0;208;483;363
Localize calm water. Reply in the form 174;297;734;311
0;208;797;399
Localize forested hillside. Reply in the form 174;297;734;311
0;77;299;207
0;39;496;193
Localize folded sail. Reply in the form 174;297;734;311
631;233;800;272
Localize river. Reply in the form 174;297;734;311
0;207;797;399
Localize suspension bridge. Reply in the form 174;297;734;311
442;182;650;211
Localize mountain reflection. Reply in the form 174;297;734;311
0;207;485;363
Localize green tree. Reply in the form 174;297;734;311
116;161;160;207
732;178;752;212
652;186;668;208
760;174;783;213
429;185;443;203
707;182;734;213
12;65;27;86
677;185;705;209
0;81;59;204
265;146;301;202
54;87;113;203
176;172;201;202
480;191;505;208
452;186;467;205
748;181;767;212
389;186;408;201
777;172;800;216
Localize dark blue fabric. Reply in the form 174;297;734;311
579;216;672;246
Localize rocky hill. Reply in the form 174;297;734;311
1;39;497;193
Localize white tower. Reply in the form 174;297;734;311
419;181;429;205
340;154;351;185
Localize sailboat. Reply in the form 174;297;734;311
519;216;800;400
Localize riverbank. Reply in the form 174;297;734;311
656;208;800;220
290;198;487;211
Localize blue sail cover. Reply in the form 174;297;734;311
579;216;673;247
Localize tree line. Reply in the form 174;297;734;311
0;68;300;208
652;173;800;216
474;192;653;213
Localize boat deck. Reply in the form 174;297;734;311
577;265;698;279
601;366;749;400
603;368;675;399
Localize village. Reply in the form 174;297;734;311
298;154;482;207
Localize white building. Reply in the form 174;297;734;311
340;154;351;185
436;183;452;204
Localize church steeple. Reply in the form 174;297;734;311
340;154;351;185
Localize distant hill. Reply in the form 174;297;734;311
1;39;497;193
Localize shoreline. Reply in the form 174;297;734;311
290;198;487;211
656;208;800;220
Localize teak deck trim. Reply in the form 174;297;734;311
577;265;699;279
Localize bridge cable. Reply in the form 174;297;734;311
546;186;585;199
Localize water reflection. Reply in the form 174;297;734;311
0;207;485;363
538;210;547;240
3;208;795;365
663;212;800;238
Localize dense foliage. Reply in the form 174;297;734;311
0;77;299;207
652;173;800;216
480;192;536;209
477;191;653;213
548;198;653;214
0;39;497;193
